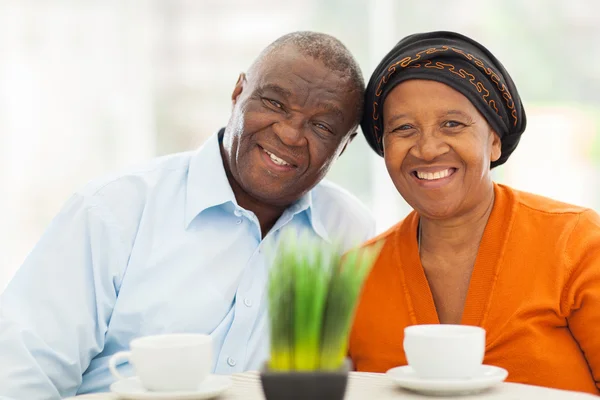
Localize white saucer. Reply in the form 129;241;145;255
386;365;508;396
110;375;232;400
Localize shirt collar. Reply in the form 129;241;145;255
286;189;330;243
185;129;330;242
184;129;236;227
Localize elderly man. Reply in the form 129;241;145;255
0;31;374;398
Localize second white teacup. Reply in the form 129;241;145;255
403;324;485;380
109;333;213;392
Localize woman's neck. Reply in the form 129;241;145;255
419;186;495;261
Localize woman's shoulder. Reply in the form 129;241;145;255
500;183;595;218
499;184;600;246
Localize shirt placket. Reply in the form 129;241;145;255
215;208;299;373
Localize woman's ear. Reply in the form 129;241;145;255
490;130;502;163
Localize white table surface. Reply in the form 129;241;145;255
67;371;597;399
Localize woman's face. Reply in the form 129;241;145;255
382;79;501;220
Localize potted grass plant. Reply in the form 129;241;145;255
260;231;382;400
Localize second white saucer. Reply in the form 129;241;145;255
386;364;508;396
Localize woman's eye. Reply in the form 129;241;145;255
443;120;464;128
386;124;415;138
393;124;413;132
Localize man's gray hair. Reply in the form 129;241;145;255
252;31;365;124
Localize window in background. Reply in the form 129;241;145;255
1;0;598;290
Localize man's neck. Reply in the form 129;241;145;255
221;160;288;239
236;191;287;238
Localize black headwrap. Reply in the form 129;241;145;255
361;31;527;168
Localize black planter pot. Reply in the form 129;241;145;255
260;361;350;400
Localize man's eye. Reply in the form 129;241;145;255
314;123;332;133
263;98;283;110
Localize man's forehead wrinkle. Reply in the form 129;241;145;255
247;48;359;125
257;82;293;98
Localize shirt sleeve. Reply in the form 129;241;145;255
0;193;130;399
563;209;600;391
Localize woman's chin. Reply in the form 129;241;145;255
412;202;461;220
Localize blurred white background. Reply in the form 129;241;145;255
1;0;599;290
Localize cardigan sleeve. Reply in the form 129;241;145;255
563;209;600;390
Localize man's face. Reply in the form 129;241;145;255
221;46;360;207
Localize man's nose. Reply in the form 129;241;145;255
273;117;307;147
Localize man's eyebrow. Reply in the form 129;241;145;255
318;102;345;122
257;84;346;121
257;83;292;99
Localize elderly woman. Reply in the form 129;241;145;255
349;31;600;394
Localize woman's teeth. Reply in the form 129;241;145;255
416;169;452;180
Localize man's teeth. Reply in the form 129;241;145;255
264;149;291;166
416;169;452;180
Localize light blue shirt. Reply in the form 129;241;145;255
0;130;375;399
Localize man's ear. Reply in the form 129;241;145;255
339;131;358;156
231;73;246;107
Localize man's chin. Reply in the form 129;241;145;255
238;173;312;208
249;189;298;208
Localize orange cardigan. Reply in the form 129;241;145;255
349;183;600;394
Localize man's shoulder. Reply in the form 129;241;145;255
314;179;372;214
70;151;195;225
312;179;375;238
77;151;194;200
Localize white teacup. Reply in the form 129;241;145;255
403;324;485;380
109;333;213;392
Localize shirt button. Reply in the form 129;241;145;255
236;219;242;225
227;357;237;367
244;298;253;307
234;210;242;217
